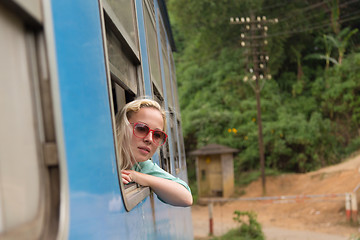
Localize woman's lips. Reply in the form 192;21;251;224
138;146;150;154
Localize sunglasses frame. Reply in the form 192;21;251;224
131;122;168;146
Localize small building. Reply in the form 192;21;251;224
190;144;238;198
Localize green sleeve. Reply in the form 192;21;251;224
134;160;191;193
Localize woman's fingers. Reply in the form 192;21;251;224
121;170;132;184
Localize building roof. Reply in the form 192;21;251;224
189;144;239;156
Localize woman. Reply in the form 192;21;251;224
115;98;193;207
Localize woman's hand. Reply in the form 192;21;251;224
121;170;134;184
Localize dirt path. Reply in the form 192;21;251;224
192;153;360;239
263;226;348;240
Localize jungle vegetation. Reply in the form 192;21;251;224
167;0;360;177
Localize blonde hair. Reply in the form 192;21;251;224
115;98;166;170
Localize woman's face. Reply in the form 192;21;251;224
128;107;164;163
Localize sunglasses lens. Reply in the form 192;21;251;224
132;122;167;145
134;123;149;137
153;130;166;145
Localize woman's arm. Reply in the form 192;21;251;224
121;170;193;207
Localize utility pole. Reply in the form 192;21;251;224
230;14;278;195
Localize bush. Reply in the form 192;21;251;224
211;211;264;240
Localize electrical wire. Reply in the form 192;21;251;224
265;12;360;38
276;0;360;30
262;0;332;22
175;0;360;63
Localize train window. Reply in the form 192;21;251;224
0;2;60;239
169;55;181;116
169;112;180;174
158;14;174;109
102;1;154;212
106;28;139;94
144;0;163;95
103;0;138;53
177;120;187;170
112;83;152;212
152;84;171;173
160;142;172;173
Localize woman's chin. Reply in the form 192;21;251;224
134;156;148;163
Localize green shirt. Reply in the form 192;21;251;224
132;160;191;193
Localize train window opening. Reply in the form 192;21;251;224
102;0;156;211
169;112;180;174
177;120;187;170
152;84;171;174
158;14;173;109
109;80;153;212
144;0;162;95
152;83;164;106
0;2;61;239
160;142;171;173
169;56;181;116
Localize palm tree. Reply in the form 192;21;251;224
325;27;358;65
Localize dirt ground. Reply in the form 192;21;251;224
192;152;360;239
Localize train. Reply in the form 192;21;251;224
0;0;193;239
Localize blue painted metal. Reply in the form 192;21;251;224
50;0;193;239
50;0;129;238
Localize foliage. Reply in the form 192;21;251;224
349;234;360;240
167;0;360;176
235;169;281;188
232;211;264;240
210;210;264;240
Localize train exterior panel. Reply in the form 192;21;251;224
0;0;193;239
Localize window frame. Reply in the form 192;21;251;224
143;0;163;96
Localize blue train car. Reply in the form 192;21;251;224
0;0;193;239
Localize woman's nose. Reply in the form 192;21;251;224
143;131;153;143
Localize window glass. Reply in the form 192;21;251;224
104;0;138;52
170;56;180;115
170;112;180;172
159;17;173;108
106;28;138;94
178;120;186;169
160;143;171;173
0;5;41;232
